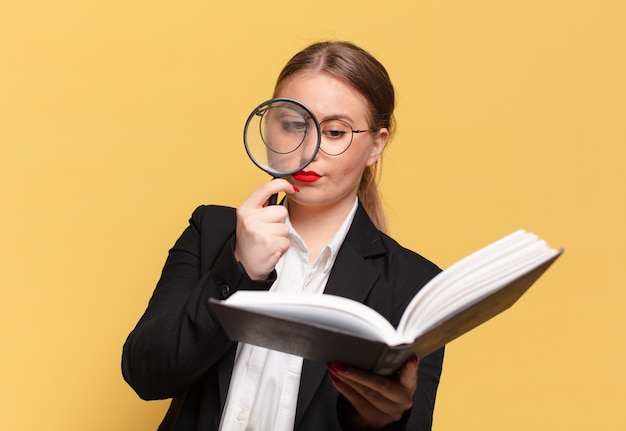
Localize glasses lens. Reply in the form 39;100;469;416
244;100;320;176
260;104;308;154
320;119;353;156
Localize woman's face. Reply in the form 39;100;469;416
275;71;388;212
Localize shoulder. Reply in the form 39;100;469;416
348;203;440;277
173;205;237;254
379;229;439;272
347;203;440;285
169;205;238;275
375;229;442;295
189;205;237;229
344;204;441;323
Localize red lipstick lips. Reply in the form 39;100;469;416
292;170;321;183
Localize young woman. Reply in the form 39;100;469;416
123;41;445;431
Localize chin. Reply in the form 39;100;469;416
288;191;354;210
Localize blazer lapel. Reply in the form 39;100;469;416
295;203;386;427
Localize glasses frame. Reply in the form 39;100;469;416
318;118;376;156
243;97;322;177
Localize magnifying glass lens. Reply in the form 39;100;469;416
244;99;320;177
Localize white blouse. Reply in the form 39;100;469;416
218;199;358;431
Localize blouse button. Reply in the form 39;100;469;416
236;409;246;421
220;283;230;298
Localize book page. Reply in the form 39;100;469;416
411;239;548;325
223;291;403;344
397;230;559;339
408;248;557;337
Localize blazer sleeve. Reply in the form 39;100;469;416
121;205;275;400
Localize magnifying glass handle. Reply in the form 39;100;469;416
268;175;280;205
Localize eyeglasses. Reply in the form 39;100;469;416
253;102;376;158
318;119;376;156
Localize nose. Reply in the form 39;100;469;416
298;120;321;166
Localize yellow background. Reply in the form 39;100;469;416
1;1;624;429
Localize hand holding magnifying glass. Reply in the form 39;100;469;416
243;98;321;205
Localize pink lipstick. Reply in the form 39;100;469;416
292;170;322;183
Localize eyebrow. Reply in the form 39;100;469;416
318;113;356;124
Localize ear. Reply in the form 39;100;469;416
366;127;389;166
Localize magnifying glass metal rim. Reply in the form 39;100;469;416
243;97;322;178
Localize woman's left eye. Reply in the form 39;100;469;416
324;129;346;138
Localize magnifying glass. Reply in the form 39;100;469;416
243;98;321;204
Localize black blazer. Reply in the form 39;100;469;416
122;203;445;430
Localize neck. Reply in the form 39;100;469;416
286;197;356;261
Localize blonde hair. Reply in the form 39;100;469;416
274;41;395;233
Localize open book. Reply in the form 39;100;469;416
209;230;563;375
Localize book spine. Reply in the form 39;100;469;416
373;346;412;375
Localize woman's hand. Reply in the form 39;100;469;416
327;356;419;429
234;179;298;280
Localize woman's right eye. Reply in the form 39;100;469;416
280;120;307;132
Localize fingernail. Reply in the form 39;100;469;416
327;362;347;374
292;185;300;192
329;373;339;383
